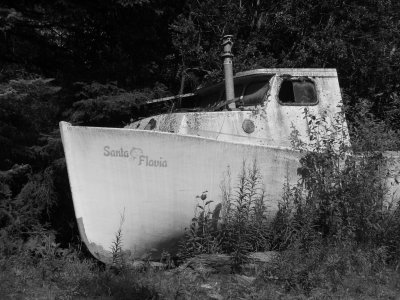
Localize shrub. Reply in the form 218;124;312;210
179;160;271;271
271;108;400;257
177;191;223;259
262;240;391;294
181;108;400;279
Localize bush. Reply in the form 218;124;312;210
262;241;391;294
179;160;271;271
180;108;400;276
271;108;400;257
259;109;400;294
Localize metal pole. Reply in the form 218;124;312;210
221;35;235;109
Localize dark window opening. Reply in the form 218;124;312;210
179;75;272;111
245;81;267;96
221;84;243;102
188;90;221;109
234;84;244;98
237;81;269;107
279;78;317;105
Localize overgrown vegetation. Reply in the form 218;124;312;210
273;109;400;252
263;110;400;295
179;161;271;271
177;110;400;296
2;78;399;298
1;0;400;298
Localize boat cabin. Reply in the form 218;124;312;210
128;68;348;149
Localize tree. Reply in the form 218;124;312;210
0;0;184;88
171;0;400;126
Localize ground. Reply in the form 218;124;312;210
1;251;400;300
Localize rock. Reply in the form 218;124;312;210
207;292;223;300
178;254;231;275
248;251;279;263
200;283;223;300
177;251;279;275
235;274;256;285
130;260;166;270
243;251;279;273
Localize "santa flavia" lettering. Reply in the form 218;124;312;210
103;146;167;167
138;155;167;167
104;146;129;157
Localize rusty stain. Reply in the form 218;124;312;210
158;113;179;132
144;118;156;130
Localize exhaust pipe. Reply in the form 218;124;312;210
221;35;235;109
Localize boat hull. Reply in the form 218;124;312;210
60;122;301;262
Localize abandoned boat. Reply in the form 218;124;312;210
60;36;399;264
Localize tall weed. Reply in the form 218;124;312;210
260;108;400;293
179;161;270;271
272;108;400;257
178;191;222;258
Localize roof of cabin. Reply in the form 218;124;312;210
236;68;337;78
145;68;338;105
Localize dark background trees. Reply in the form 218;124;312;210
171;0;400;119
0;0;399;245
0;0;185;86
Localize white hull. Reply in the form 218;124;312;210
60;122;301;262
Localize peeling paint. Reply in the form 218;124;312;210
128;70;348;150
158;113;179;133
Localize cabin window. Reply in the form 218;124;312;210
197;90;221;108
234;84;243;98
190;75;272;111
221;84;244;101
278;78;317;105
208;91;221;104
237;81;269;108
244;81;266;97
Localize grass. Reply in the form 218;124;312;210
0;247;399;299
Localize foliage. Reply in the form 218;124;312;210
347;99;400;152
1;0;400;296
181;108;400;278
271;109;400;258
179;161;271;271
68;81;171;126
3;0;400;127
0;76;62;169
262;241;395;295
0;1;185;88
111;209;126;269
172;0;400;128
221;161;269;270
179;109;400;292
0;240;158;299
178;191;222;258
0;73;78;248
